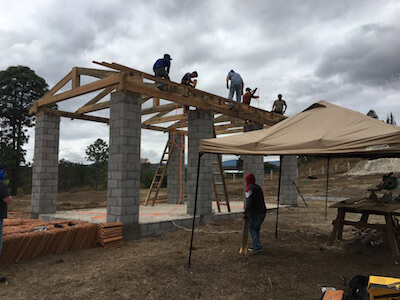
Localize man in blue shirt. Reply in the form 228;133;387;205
226;70;244;109
0;164;12;283
153;54;172;91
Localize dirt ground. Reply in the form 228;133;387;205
2;169;400;299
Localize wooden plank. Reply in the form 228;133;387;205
71;67;80;89
124;80;278;125
153;97;160;107
29;73;120;115
76;85;116;113
143;114;187;125
141;124;187;135
216;128;243;135
77;101;111;114
142;103;177;115
45;109;109;124
76;67;117;78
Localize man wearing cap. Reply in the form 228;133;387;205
272;94;287;115
243;87;259;106
181;71;198;112
226;70;244;109
153;54;172;91
0;164;12;283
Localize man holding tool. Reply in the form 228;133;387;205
242;173;266;254
243;87;259;106
181;71;198;112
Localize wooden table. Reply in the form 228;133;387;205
329;199;400;255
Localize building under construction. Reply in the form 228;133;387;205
28;62;298;239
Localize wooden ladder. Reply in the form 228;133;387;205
212;127;231;212
144;138;175;206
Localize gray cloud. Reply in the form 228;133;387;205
2;0;400;163
316;23;400;86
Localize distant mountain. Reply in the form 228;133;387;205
222;159;237;167
267;161;280;167
222;159;280;167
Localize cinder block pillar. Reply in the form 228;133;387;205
243;123;264;199
280;155;298;206
107;91;141;239
187;109;213;222
31;113;60;218
167;132;185;204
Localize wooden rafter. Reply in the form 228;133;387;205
30;61;285;136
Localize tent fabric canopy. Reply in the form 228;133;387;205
199;101;400;157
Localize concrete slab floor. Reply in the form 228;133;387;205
39;201;286;224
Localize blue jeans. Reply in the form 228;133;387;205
228;83;242;108
249;213;265;250
0;219;3;256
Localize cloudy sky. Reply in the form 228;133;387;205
1;0;400;164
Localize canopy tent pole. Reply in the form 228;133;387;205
188;152;203;268
275;155;283;239
325;157;330;221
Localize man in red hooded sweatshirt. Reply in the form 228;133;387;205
244;173;266;253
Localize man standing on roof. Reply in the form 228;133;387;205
0;164;12;283
153;54;172;91
272;94;287;115
226;70;244;109
243;87;259;106
244;173;266;253
181;71;198;112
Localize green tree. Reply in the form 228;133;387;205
367;109;379;119
0;66;48;195
386;112;396;125
85;139;109;190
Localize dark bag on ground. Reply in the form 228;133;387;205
345;275;369;300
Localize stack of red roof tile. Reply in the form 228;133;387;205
0;219;98;264
97;222;123;248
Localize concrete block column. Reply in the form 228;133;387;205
280;155;298;206
243;123;264;199
107;91;141;239
187;109;213;222
167;132;185;204
31;113;60;218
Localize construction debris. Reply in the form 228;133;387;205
97;222;123;248
0;218;122;264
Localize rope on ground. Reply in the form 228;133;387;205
171;220;241;235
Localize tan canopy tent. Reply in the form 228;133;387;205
188;101;400;268
199;101;400;158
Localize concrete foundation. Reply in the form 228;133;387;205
167;132;185;204
280;155;298;206
187;109;214;222
107;91;141;239
243;123;264;197
31;113;60;218
40;202;285;238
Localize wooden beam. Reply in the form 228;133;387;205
124;80;279;125
142;103;178;115
45;109;109;124
29;73;120;115
76;85;116;113
77;101;110;114
71;67;80;89
153;97;160;107
141;124;187;135
216;128;243;135
143;114;187;125
76;67;117;78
